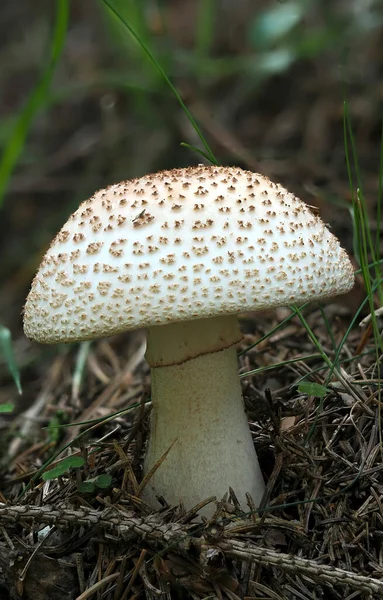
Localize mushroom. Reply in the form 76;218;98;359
23;165;354;516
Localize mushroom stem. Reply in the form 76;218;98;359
143;315;265;516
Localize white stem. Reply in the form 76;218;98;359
143;316;265;517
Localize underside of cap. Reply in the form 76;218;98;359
23;165;354;344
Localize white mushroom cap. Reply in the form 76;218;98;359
23;165;354;343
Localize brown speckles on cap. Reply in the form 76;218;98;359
132;211;154;228
73;233;85;243
118;274;132;283
160;254;176;265
97;281;111;296
23;165;354;343
117;215;126;226
75;282;91;293
73;264;88;275
49;292;68;309
103;264;118;273
54;271;74;286
56;230;70;244
87;242;103;255
70;250;81;261
109;239;126;258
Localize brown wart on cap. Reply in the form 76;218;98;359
23;165;354;516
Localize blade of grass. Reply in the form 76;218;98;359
195;0;216;63
72;341;92;402
343;99;383;307
238;302;309;356
343;99;382;459
240;353;322;379
328;276;383;382
318;305;337;355
353;187;383;355
294;347;377;387
180;142;216;162
0;0;69;209
288;303;361;443
0;325;22;394
101;0;218;166
289;305;333;369
288;305;362;406
376;112;383;259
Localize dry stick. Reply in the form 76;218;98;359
17;525;57;596
1;503;383;595
113;555;128;600
137;437;178;496
75;552;86;595
76;573;119;600
125;549;147;598
225;540;383;596
0;503;191;549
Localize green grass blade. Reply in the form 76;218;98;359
0;0;69;209
344;100;382;304
329;276;383;379
72;341;92;401
0;403;15;414
318;304;337;354
0;325;22;394
376;112;383;258
343;98;383;460
195;0;216;62
240;353;321;378
289;305;333;369
343;103;383;348
101;0;218;166
180;142;216;162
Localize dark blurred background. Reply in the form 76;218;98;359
1;0;382;333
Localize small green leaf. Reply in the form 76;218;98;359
298;382;330;398
78;480;96;493
47;410;66;444
78;474;112;493
0;0;69;209
42;455;85;481
95;474;112;489
0;325;22;394
0;402;15;413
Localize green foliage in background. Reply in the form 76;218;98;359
78;474;112;493
298;381;330;398
249;0;383;75
0;325;21;395
42;455;85;481
0;0;69;210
